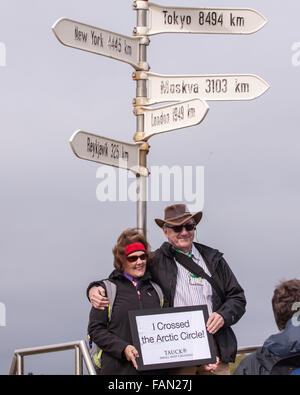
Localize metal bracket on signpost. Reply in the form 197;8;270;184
132;71;149;109
132;1;149;11
132;71;148;80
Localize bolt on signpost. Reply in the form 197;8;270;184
52;1;269;237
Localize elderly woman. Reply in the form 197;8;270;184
87;228;166;375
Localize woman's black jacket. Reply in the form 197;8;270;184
88;269;165;375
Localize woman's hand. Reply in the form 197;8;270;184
124;345;139;370
203;356;220;373
89;286;110;310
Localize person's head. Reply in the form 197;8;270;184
155;204;202;253
272;279;300;330
113;228;150;278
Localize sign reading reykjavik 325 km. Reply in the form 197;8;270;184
52;18;144;70
146;3;267;35
70;131;147;175
135;72;269;105
138;99;209;141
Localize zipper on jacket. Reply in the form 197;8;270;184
137;290;142;309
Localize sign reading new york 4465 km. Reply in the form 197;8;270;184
52;18;146;70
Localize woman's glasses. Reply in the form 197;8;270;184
126;253;148;263
167;223;195;233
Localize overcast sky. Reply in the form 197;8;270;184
0;0;299;374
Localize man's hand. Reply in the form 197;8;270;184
206;312;224;334
124;345;139;370
89;286;109;310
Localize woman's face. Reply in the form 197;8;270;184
122;251;147;278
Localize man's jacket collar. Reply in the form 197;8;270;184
158;241;223;270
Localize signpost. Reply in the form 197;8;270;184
133;72;270;105
135;99;209;141
52;18;148;70
143;3;267;36
69;130;148;176
53;0;269;236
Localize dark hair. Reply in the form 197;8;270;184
272;278;300;330
112;228;150;272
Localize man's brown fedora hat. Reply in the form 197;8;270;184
155;204;202;228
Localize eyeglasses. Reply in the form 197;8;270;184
166;223;195;233
126;253;148;263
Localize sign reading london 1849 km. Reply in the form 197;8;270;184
146;3;267;35
136;72;269;105
138;99;209;141
52;18;144;70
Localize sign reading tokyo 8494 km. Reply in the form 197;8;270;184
146;3;267;35
52;18;145;70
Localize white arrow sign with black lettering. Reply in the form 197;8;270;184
135;72;269;105
146;3;267;35
69;131;148;176
52;18;145;70
137;99;209;141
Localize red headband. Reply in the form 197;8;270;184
125;242;147;256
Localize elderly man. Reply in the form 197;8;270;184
87;204;246;375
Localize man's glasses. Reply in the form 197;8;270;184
126;253;148;263
167;223;195;233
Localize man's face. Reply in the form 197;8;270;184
163;221;195;252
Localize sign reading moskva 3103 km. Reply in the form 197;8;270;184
52;18;144;70
146;3;267;35
137;99;209;141
69;131;148;176
136;72;269;105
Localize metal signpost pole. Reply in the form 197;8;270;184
134;0;149;236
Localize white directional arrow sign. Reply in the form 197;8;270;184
135;72;269;105
69;131;148;176
146;3;267;35
137;99;209;141
52;18;145;70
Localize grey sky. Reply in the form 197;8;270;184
0;0;299;374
